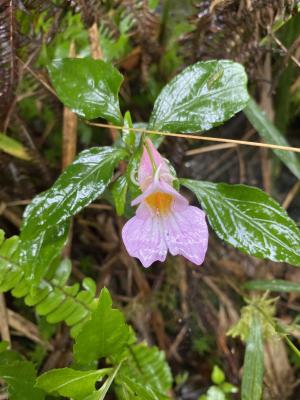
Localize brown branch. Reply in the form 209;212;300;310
0;294;10;345
62;43;78;258
88;22;103;59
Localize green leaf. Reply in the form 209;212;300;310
36;367;110;400
118;376;162;400
274;14;300;133
122;111;136;149
244;98;300;179
181;180;300;266
220;382;238;394
241;314;264;400
243;279;300;293
17;222;70;281
74;288;130;364
0;348;23;364
0;360;45;400
0;133;30;160
126;147;143;201
0;230;4;246
50;258;72;286
82;277;97;296
0;342;9;353
48;58;123;123
148;60;249;133
21;147;126;239
0;235;23;292
206;386;225;400
112;176;128;216
0;232;97;337
90;362;123;400
211;366;225;385
116;343;172;399
148;0;159;10
17;141;127;282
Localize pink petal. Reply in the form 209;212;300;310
122;213;168;268
159;180;188;212
162;206;208;265
138;139;170;190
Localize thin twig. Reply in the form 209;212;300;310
185;142;236;156
86;121;300;154
271;33;300;69
17;57;57;96
167;325;187;361
7;309;52;350
282;181;300;209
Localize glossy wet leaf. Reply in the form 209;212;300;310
244;98;300;179
0;133;30;160
181;180;300;266
17;222;70;282
21;147;126;239
241;314;264;400
36;367;110;400
122;111;136;149
74;288;130;364
112;175;128;216
148;60;249;133
243;279;300;293
18;146;125;281
48;58;123;124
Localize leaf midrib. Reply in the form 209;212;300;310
50;370;107;392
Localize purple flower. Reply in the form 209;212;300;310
122;139;208;268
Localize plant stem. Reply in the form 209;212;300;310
144;138;157;173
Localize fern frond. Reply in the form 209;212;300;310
0;230;97;338
122;0;160;49
181;0;292;80
69;0;101;27
121;0;161;81
115;343;172;399
122;343;172;393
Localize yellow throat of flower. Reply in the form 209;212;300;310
145;192;173;215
